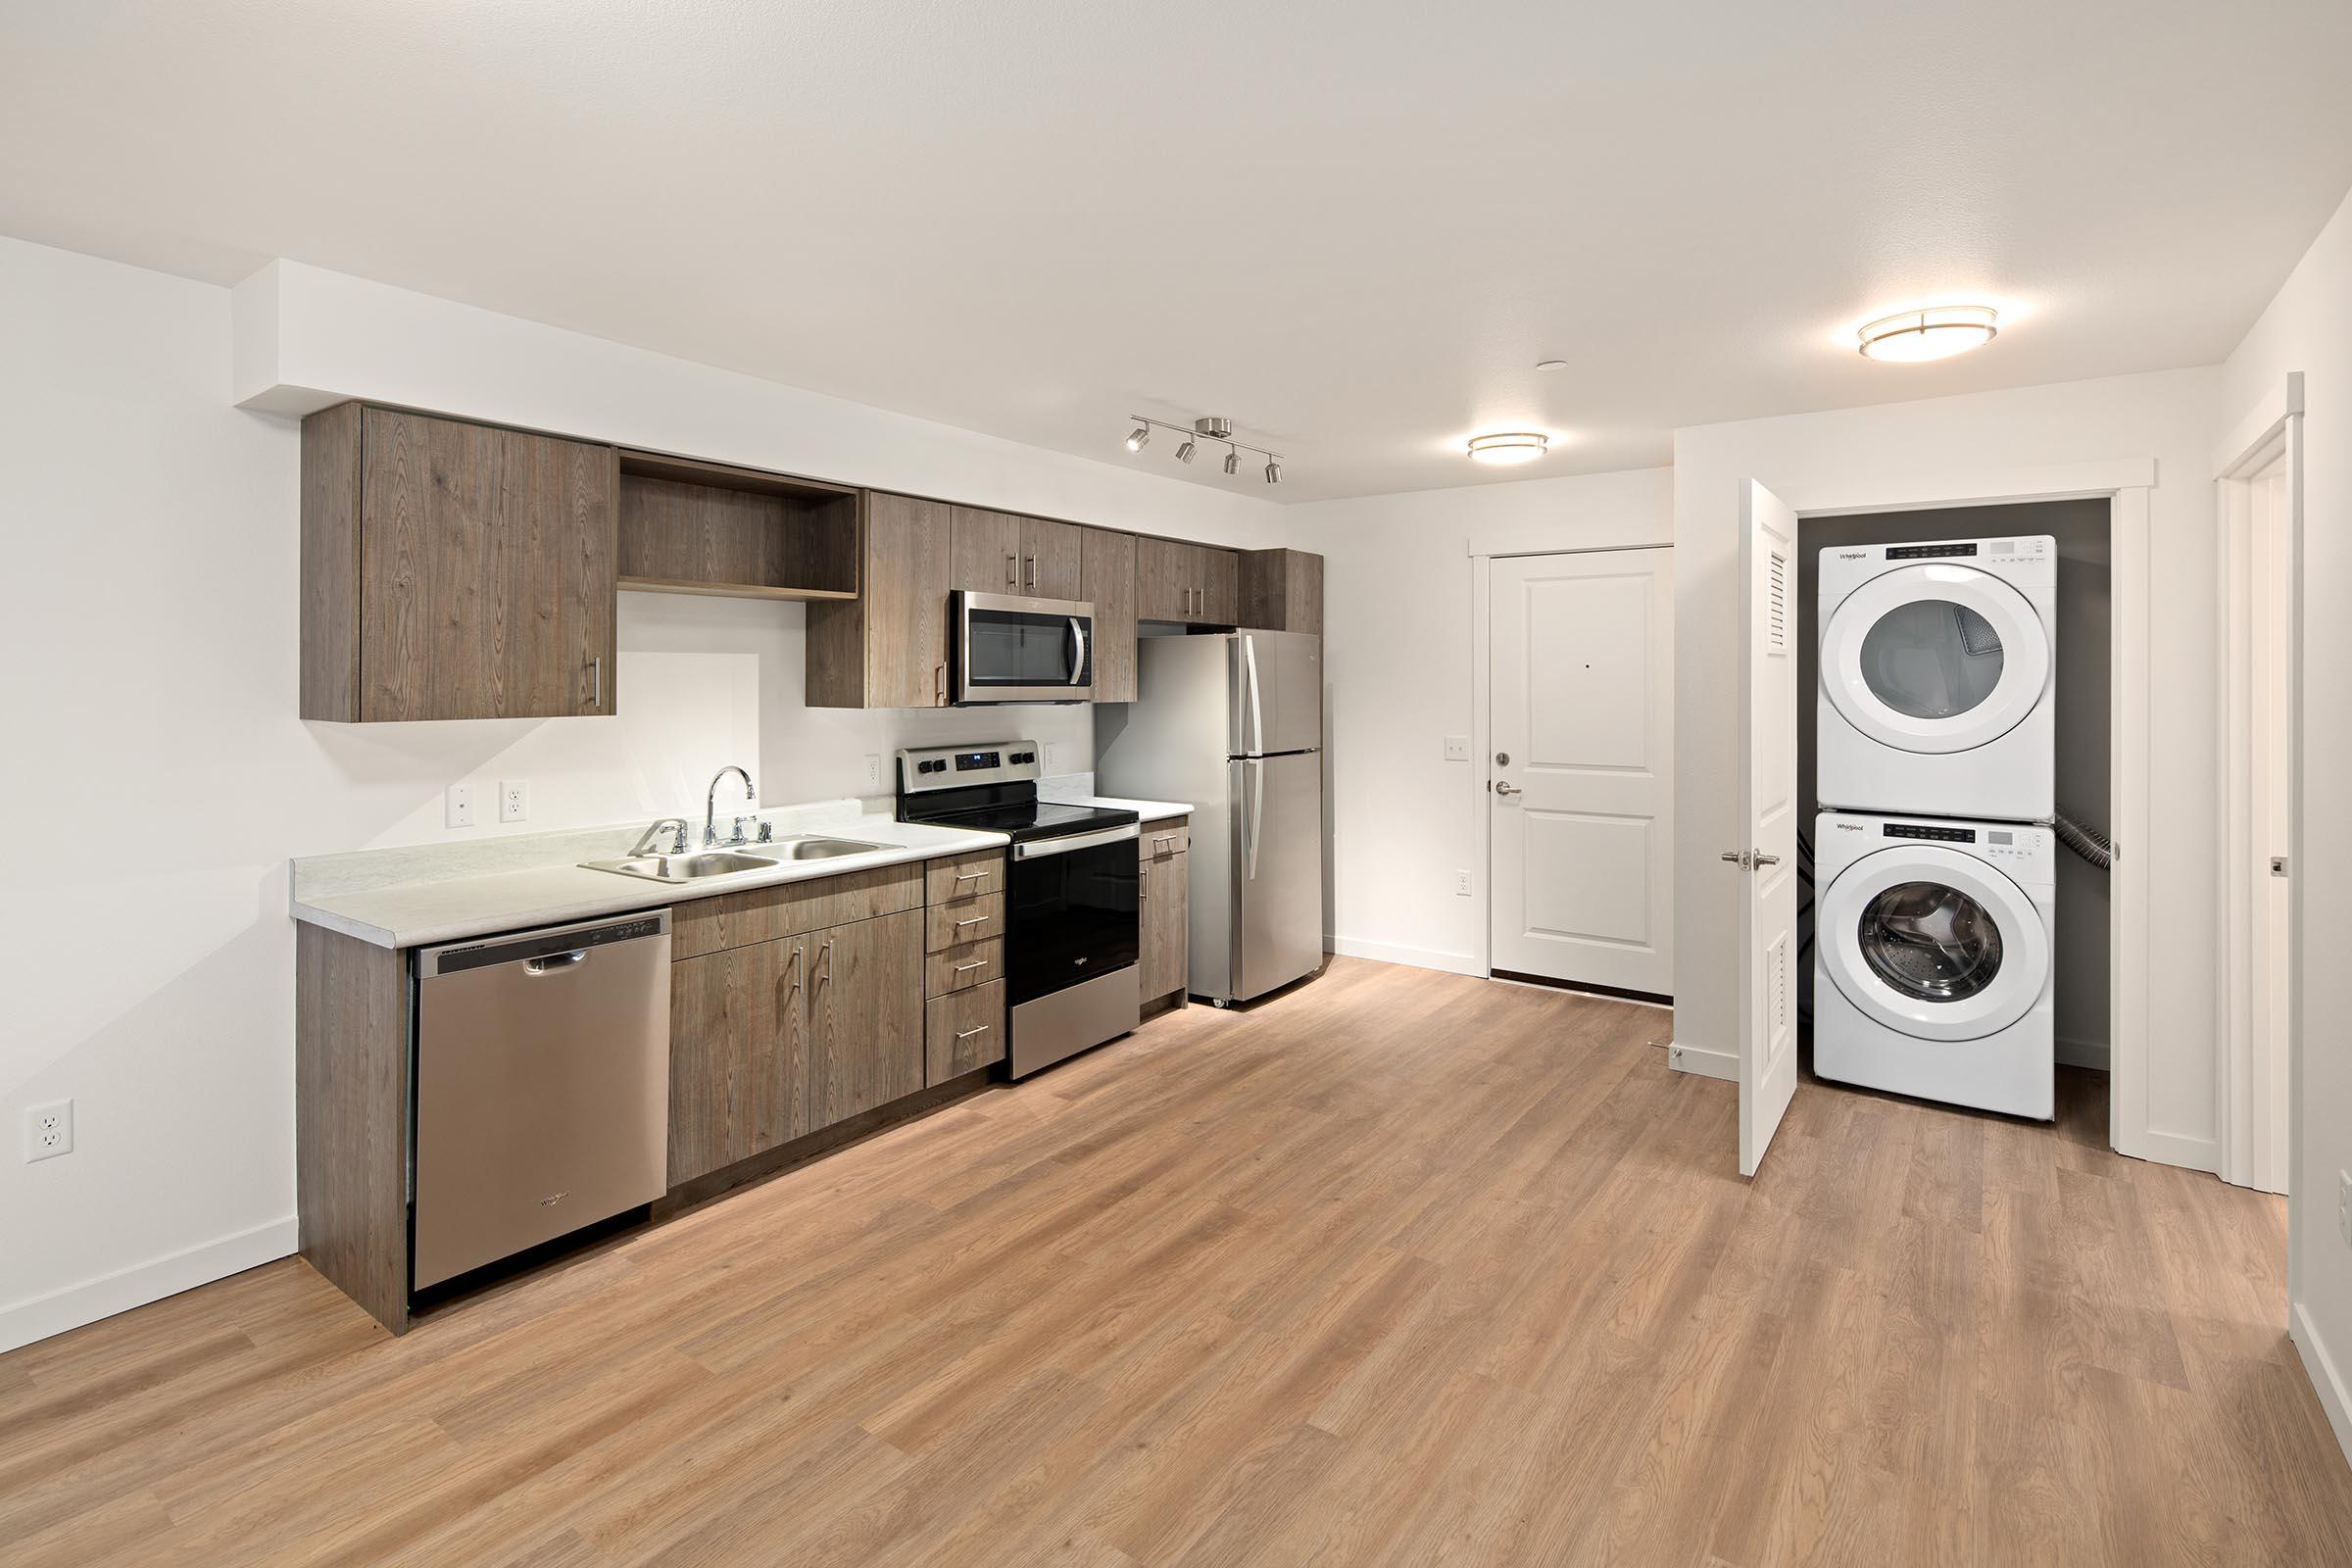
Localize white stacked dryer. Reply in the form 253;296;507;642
1812;535;2057;1118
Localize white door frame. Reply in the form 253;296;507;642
1469;543;1673;983
2215;372;2305;1195
1749;458;2161;1166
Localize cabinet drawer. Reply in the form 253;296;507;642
1140;820;1190;861
925;938;1003;998
671;862;923;959
926;893;1004;952
926;981;1006;1081
926;852;1004;904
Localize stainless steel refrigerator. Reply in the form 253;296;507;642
1096;630;1324;1004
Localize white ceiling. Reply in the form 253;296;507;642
5;1;2349;502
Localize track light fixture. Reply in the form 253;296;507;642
1123;415;1285;486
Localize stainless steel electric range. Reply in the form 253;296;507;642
897;742;1141;1077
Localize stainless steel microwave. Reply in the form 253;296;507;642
953;591;1095;703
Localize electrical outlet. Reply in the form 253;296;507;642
499;779;530;823
1444;735;1470;761
1455;869;1473;896
863;754;882;789
446;781;475;829
25;1100;73;1162
2340;1171;2351;1249
1042;742;1059;771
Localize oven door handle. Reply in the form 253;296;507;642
1067;616;1087;686
1013;822;1141;858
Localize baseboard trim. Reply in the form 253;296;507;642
2292;1300;2352;1471
2055;1033;2112;1071
1666;1042;1738;1081
2121;1126;2221;1175
1328;937;1482;977
0;1215;298;1354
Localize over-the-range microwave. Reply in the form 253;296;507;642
952;591;1095;704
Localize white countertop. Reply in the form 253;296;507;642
1038;787;1192;824
291;791;1191;951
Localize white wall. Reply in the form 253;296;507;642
0;237;1277;1350
2223;182;2352;1460
1286;468;1673;974
1670;368;2224;1167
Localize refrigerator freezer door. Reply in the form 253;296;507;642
1229;631;1323;757
1229;751;1326;1000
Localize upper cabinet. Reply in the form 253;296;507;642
1136;536;1241;625
614;451;858;601
1239;549;1324;635
808;492;954;709
949;506;1023;595
302;404;618;722
1080;526;1138;702
1022;516;1083;600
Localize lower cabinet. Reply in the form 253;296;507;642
927;979;1008;1080
667;906;921;1185
1141;819;1191;1004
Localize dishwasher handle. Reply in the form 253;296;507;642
524;950;590;975
420;910;671;979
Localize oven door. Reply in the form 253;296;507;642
955;591;1095;703
1008;824;1140;1004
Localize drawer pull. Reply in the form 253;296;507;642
953;870;988;885
953;958;990;976
955;1024;992;1042
955;915;989;930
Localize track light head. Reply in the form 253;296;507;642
1224;448;1241;475
1126;424;1151;452
1175;438;1196;464
1263;459;1282;485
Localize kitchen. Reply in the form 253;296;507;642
7;4;2352;1562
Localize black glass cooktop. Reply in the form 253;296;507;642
904;799;1139;843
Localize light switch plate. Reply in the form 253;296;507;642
1444;735;1470;761
864;754;883;789
446;782;475;829
499;780;529;823
1043;742;1060;771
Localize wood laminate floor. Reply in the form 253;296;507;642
6;956;2349;1565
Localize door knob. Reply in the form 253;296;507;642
1494;782;1521;798
1721;851;1750;866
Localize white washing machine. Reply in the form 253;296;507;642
1817;535;2055;822
1812;810;2054;1119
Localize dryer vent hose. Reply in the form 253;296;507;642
2054;809;2115;871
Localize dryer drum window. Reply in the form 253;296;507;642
1858;881;2005;1002
1857;599;2005;719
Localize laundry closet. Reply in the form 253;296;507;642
1794;500;2114;1116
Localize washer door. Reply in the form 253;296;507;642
1820;564;2049;755
1820;845;2046;1042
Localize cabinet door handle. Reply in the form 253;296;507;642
817;939;834;983
790;946;804;993
1005;553;1018;588
955;1024;991;1042
589;657;603;709
935;662;947;707
1024;553;1036;592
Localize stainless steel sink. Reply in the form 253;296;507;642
579;837;889;884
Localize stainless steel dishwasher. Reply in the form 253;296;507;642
413;910;671;1291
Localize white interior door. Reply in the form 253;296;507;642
1489;550;1675;996
1738;480;1801;1176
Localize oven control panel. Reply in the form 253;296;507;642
899;741;1043;792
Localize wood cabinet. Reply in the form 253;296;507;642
1081;527;1138;702
921;849;1007;1083
807;492;954;709
667;906;922;1185
614;451;859;602
1239;549;1323;635
1140;816;1191;1005
1136;536;1242;625
1022;516;1083;600
302;404;619;722
927;981;1008;1079
950;506;1024;594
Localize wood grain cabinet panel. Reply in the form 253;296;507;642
302;404;619;722
1200;547;1241;625
667;936;804;1184
1022;516;1083;600
670;862;922;959
926;980;1007;1081
1239;548;1323;635
1141;830;1191;1004
925;938;1003;997
925;852;1004;904
807;491;954;710
951;507;1024;595
295;922;412;1334
1080;526;1138;702
1135;534;1196;622
803;908;924;1129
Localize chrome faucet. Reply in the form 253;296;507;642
705;765;758;847
631;817;690;857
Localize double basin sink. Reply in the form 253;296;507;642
582;836;891;885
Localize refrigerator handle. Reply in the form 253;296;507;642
1243;635;1265;757
1243;758;1264;879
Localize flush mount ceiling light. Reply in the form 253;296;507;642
1857;305;1999;363
1466;431;1548;466
1124;415;1285;485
